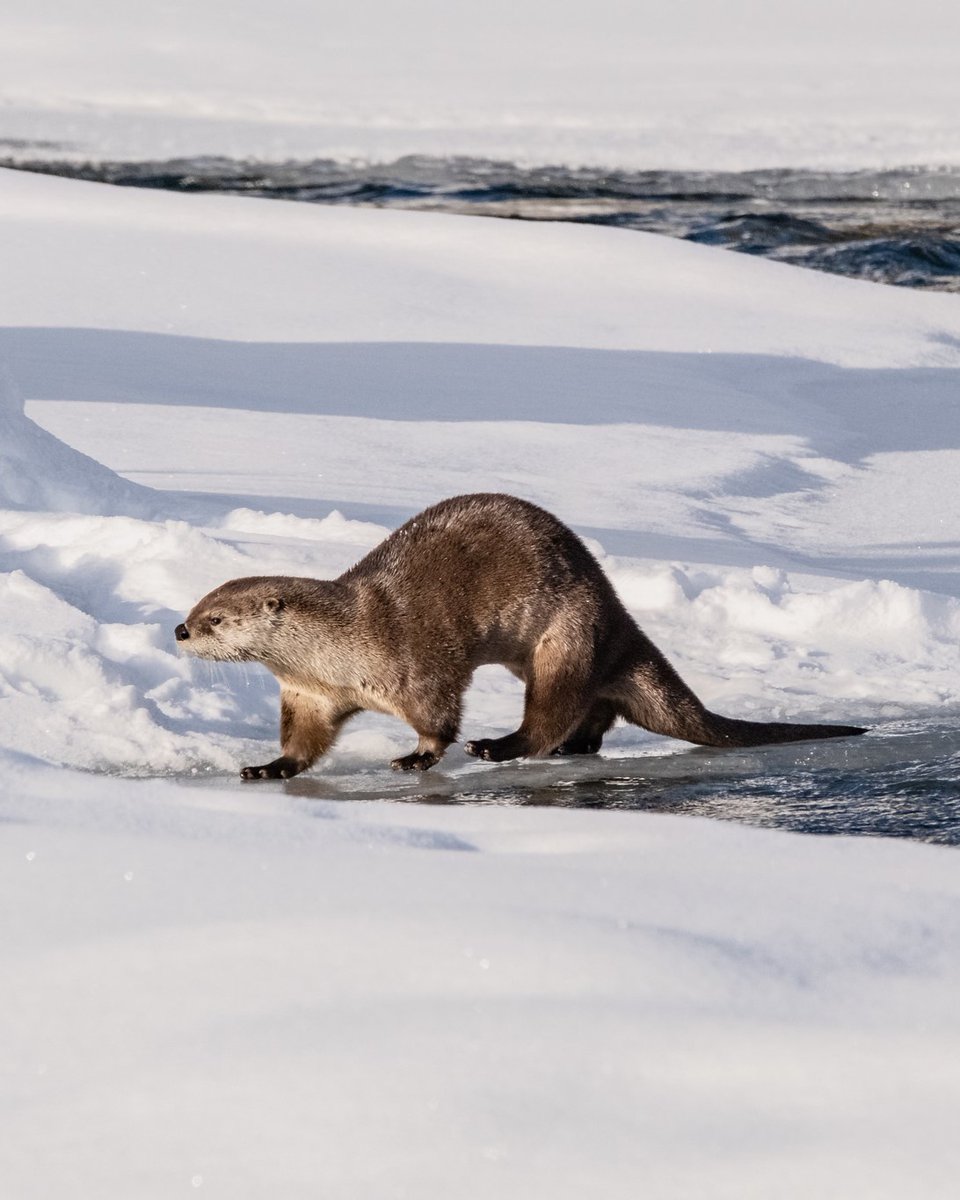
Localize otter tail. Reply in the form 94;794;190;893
611;644;866;748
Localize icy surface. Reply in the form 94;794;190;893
2;167;960;1195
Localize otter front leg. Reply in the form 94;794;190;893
391;694;461;772
391;727;459;772
241;689;353;781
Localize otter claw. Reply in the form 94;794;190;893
241;757;303;780
464;737;527;762
464;739;500;761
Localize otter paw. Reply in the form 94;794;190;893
464;737;525;762
391;751;439;772
240;757;303;780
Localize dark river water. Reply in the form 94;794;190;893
6;155;960;291
261;718;960;846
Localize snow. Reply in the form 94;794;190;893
2;165;960;1195
6;770;960;1199
2;0;960;169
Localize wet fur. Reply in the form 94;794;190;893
177;493;866;778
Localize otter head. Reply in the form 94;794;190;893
176;577;286;663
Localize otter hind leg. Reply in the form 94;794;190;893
240;755;305;780
466;630;594;762
551;699;618;756
463;731;530;762
242;689;355;781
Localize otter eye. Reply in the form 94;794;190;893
209;616;222;626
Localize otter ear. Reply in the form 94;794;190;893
264;596;285;614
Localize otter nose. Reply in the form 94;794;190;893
175;623;190;641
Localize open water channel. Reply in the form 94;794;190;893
256;718;960;846
6;155;960;292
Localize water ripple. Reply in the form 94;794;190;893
7;156;960;291
285;719;960;846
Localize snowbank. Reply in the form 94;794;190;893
3;166;959;363
5;766;960;1199
0;363;150;516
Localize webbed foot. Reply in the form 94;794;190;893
391;751;440;772
464;734;528;762
241;756;305;780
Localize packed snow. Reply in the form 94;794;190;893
6;770;960;1199
2;166;960;1196
3;0;960;169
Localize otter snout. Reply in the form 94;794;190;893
175;623;190;641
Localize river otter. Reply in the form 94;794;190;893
175;493;866;778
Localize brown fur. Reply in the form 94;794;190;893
176;493;866;778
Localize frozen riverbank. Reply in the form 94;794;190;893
2;165;960;1196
